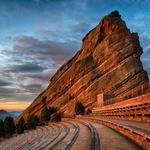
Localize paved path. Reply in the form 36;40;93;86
53;121;77;150
87;121;142;150
0;119;145;150
71;121;91;150
94;118;150;135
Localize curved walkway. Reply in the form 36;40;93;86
0;119;145;150
103;119;150;135
86;120;142;150
70;120;91;150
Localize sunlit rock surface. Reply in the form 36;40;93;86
20;11;148;119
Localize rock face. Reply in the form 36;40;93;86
20;11;149;120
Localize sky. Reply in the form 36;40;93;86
0;0;150;111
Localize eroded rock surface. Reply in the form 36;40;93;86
20;11;148;120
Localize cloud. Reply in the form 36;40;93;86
0;87;18;96
0;33;78;104
8;62;45;73
13;35;75;64
0;86;32;100
20;83;43;93
128;14;150;79
38;28;58;38
0;79;13;86
141;35;150;50
72;22;92;35
21;68;56;81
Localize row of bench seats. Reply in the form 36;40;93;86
92;93;150;122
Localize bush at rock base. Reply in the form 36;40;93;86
75;102;85;115
51;111;62;122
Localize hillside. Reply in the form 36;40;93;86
0;110;14;120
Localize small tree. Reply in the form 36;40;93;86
75;102;85;115
27;115;37;129
16;117;25;134
51;111;62;122
49;107;58;115
4;117;15;135
0;119;5;137
34;116;40;126
41;107;50;123
86;108;92;115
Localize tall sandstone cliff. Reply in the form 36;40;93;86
20;11;149;119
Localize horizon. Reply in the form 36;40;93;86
0;101;31;111
0;0;150;111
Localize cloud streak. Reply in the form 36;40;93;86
13;35;76;64
0;79;13;86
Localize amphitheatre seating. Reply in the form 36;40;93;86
0;124;60;150
16;127;44;149
76;91;150;149
0;121;90;150
44;123;70;150
0;118;147;150
2;127;43;150
20;126;48;150
26;125;56;150
1;89;150;150
78;116;150;150
50;121;80;150
74;119;100;150
18;126;54;150
62;119;100;150
30;124;62;150
92;93;150;122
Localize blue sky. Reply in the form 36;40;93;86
0;0;150;111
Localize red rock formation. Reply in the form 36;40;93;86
20;11;149;120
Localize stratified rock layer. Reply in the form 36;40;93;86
20;11;149;120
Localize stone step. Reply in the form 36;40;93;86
86;120;142;150
19;126;52;150
54;121;79;150
32;124;61;150
69;120;91;150
44;123;70;150
74;119;100;150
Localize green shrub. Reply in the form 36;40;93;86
75;102;85;115
86;108;92;115
49;107;58;115
0;119;5;137
34;116;40;126
24;122;28;130
27;115;37;129
41;107;50;123
16;117;25;134
51;111;62;122
4;117;15;135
